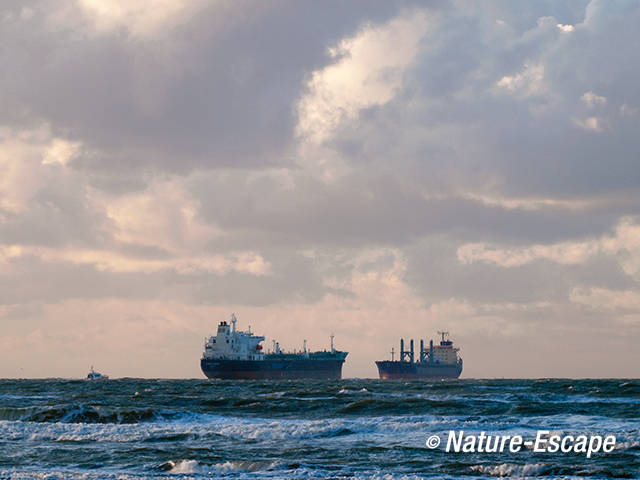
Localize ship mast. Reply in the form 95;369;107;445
438;330;449;343
330;333;335;353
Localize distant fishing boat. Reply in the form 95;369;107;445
86;366;109;380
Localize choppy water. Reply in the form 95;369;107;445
0;379;638;479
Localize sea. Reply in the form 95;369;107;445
0;379;638;479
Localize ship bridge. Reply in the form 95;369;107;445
203;314;265;361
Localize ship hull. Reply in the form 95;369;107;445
201;354;347;380
375;360;462;379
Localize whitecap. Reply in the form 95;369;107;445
471;462;547;477
165;459;199;474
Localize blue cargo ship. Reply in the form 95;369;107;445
376;331;462;379
201;314;348;380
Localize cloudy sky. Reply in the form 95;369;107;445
1;0;639;378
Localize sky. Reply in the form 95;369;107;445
1;0;639;379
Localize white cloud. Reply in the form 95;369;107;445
600;218;640;276
42;138;81;166
76;0;195;37
557;23;575;32
496;62;545;97
581;91;607;108
459;192;596;212
0;245;21;274
0;123;271;277
572;116;606;132
570;287;640;312
458;217;640;275
0;125;69;213
457;241;599;267
296;9;430;144
96;179;219;253
0;244;271;276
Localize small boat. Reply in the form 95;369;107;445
86;366;109;380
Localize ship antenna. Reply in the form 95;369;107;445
330;333;335;353
438;330;449;343
231;313;237;334
391;347;395;361
303;339;307;353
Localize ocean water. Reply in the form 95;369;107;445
0;379;638;479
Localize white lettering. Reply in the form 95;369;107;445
547;434;560;453
510;435;523;453
586;435;602;459
603;435;616;453
437;431;616;457
574;435;588;454
446;430;463;452
534;430;549;453
561;435;574;453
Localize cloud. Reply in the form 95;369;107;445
572;116;606;132
1;0;640;377
1;245;271;275
0;1;408;174
557;23;575;32
0;250;328;306
76;0;196;37
457;217;640;276
296;9;430;144
570;286;640;313
457;241;598;267
581;91;607;107
620;103;639;116
496;62;545;97
42;138;81;166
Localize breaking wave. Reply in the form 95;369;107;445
0;405;172;424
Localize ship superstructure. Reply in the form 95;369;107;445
86;366;109;380
202;314;265;361
201;314;348;380
376;331;462;379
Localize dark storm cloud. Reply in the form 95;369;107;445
0;0;419;173
1;0;640;310
320;1;640;201
0;169;110;248
191;169;622;249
